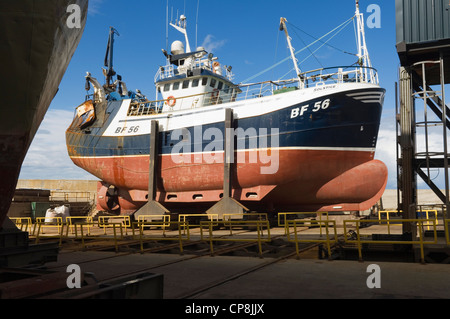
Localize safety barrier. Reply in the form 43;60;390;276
66;222;125;252
446;219;450;245
223;213;269;236
343;219;438;263
377;211;402;234
132;221;190;254
278;212;329;235
178;214;219;234
98;216;131;235
137;215;171;235
417;210;439;231
66;216;94;235
378;210;440;233
285;219;337;259
33;217;65;245
223;213;268;221
200;220;271;256
10;217;33;232
33;217;64;236
378;210;401;220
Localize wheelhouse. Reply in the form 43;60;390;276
154;48;240;113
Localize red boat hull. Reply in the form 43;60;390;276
72;148;388;214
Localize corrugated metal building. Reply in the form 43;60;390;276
396;0;450;81
396;0;450;45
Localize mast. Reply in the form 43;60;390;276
170;15;191;53
355;0;377;83
280;17;304;89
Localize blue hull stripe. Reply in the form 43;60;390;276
67;89;384;158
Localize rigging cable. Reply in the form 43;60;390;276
287;21;358;58
277;16;355;81
297;17;355;67
289;26;324;69
241;14;356;84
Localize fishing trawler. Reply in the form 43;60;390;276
66;2;387;216
0;0;88;229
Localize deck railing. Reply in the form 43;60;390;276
129;65;379;117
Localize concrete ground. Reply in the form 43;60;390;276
42;247;450;300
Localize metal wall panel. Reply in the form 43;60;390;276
396;0;450;45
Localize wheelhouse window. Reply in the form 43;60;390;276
202;77;208;86
210;78;216;88
164;83;171;92
218;81;223;90
192;78;200;87
173;82;180;90
182;80;190;89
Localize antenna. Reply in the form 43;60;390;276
166;0;169;51
196;0;200;48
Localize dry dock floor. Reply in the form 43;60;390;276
29;224;450;300
44;250;450;299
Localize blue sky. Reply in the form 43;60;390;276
19;0;418;190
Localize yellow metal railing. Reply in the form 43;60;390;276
378;210;440;233
98;216;131;235
66;216;94;235
137;215;171;235
223;213;269;236
278;212;329;235
132;221;190;254
223;213;268;221
10;217;33;232
200;220;271;257
33;217;64;236
377;210;402;234
445;219;450;245
417;210;439;231
378;210;401;220
33;218;65;245
286;219;337;259
66;222;124;252
343;219;438;263
178;214;219;234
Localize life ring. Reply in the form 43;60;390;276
167;96;176;107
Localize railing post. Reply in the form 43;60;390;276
418;220;425;264
139;222;144;253
80;224;86;250
257;221;263;258
356;221;363;262
178;222;184;255
294;221;300;259
325;221;332;260
209;222;214;256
